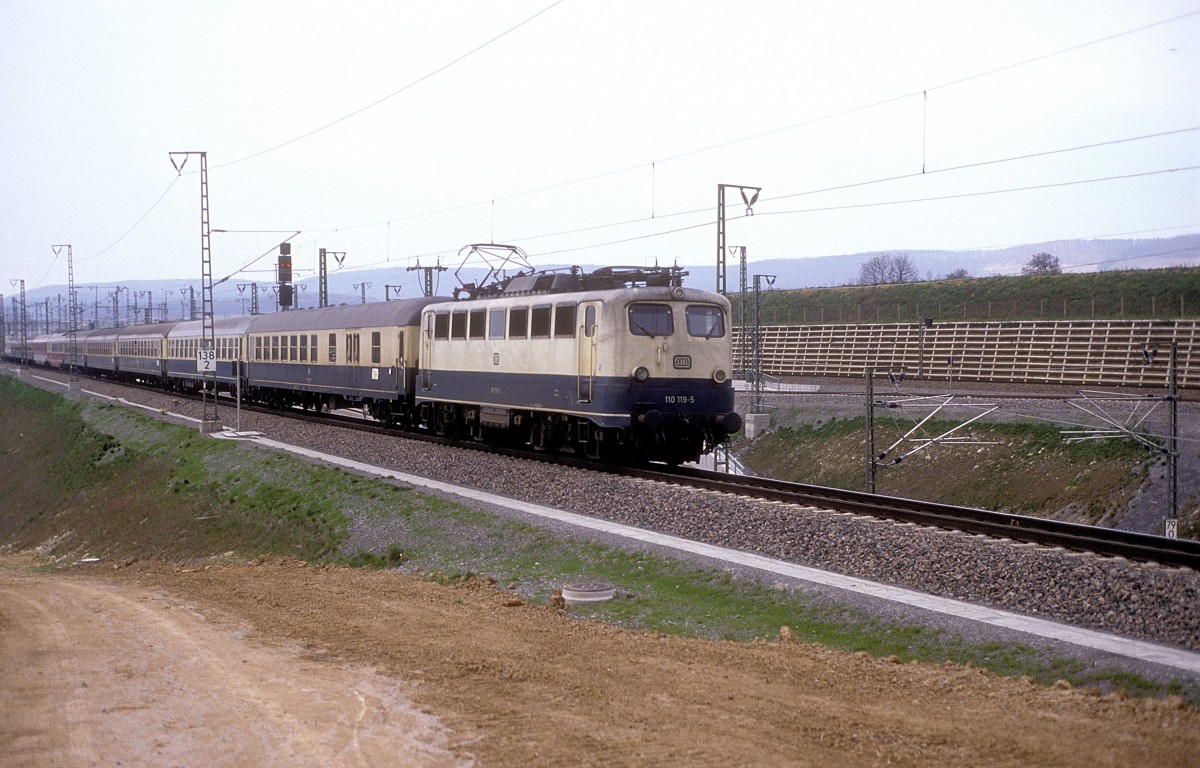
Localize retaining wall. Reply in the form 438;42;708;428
734;319;1198;389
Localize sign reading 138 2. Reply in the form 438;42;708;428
196;349;217;373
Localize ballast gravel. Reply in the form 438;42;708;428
43;374;1200;654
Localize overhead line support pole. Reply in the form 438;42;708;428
716;183;760;296
170;150;220;433
52;244;79;388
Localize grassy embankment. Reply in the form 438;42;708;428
736;413;1167;529
730;267;1200;325
0;375;1192;702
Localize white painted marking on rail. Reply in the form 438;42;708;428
217;432;1200;676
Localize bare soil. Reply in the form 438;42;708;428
3;554;1198;768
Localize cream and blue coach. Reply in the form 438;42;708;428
416;268;741;463
242;299;442;418
165;316;254;394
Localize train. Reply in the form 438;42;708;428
4;264;742;464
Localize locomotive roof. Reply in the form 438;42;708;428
453;265;691;301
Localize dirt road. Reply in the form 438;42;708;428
2;555;1198;767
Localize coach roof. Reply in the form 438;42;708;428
243;297;448;334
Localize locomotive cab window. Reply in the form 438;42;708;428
628;303;673;338
451;311;468;340
686;305;726;338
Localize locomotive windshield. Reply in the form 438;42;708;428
686;305;725;338
628;303;673;338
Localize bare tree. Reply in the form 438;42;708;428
944;268;970;279
858;253;919;285
1022;252;1061;275
891;254;919;282
858;255;889;285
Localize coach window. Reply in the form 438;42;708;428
509;306;528;339
434;312;450;340
531;305;552;338
328;333;337;363
371;331;381;364
272;335;280;361
300;335;308;362
686;305;726;338
488;308;505;340
290;335;299;361
451;311;467;340
469;309;486;339
628;303;673;337
310;335;317;363
554;304;577;337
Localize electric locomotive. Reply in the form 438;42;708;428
416;264;742;464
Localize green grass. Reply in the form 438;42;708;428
730;266;1200;325
2;375;1195;705
739;414;1151;523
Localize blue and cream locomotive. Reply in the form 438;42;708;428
416;265;741;463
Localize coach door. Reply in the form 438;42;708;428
396;330;405;390
421;313;434;391
577;302;599;403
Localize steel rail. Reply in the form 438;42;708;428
608;463;1200;570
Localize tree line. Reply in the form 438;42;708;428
858;252;1061;285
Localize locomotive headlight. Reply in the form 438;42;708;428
632;366;650;382
712;368;728;384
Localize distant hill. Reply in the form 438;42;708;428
694;233;1200;291
8;235;1199;330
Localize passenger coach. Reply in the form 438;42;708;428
243;299;443;418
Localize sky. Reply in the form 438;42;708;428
2;0;1198;306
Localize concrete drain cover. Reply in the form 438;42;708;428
561;581;616;605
